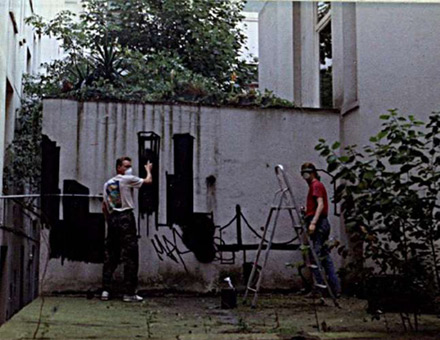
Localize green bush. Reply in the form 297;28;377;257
24;0;293;107
316;111;440;296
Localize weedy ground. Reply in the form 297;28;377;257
0;293;439;339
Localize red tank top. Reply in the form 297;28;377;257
306;179;329;218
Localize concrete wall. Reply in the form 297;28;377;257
334;2;440;148
41;99;340;292
259;1;440;144
258;1;294;101
0;203;40;324
331;2;357;114
258;1;321;107
297;1;320;108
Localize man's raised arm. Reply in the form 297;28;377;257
143;161;153;184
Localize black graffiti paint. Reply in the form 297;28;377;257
151;228;190;273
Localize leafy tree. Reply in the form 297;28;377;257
25;0;258;102
106;0;253;87
316;111;440;296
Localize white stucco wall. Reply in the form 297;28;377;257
258;1;322;108
340;2;440;148
298;1;320;108
258;1;294;102
41;99;340;292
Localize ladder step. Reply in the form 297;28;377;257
247;288;257;292
315;283;327;289
270;206;297;210
308;264;318;269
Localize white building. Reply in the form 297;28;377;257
258;1;440;148
0;0;81;324
0;0;82;192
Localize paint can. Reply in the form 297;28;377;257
221;288;237;309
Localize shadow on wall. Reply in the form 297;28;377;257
49;180;105;263
42;135;104;264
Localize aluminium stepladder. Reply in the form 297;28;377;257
242;165;340;308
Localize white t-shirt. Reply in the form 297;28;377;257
103;174;143;213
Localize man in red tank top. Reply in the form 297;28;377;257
301;162;341;298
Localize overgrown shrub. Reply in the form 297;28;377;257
316;111;440;297
25;0;287;107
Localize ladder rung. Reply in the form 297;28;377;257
315;283;327;289
247;288;257;292
308;264;318;269
271;206;297;210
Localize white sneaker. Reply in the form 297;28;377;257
122;294;144;302
101;290;109;301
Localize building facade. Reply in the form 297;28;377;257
258;1;440;148
258;1;440;279
0;0;81;324
0;0;81;191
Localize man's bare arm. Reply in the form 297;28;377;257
143;161;153;184
308;197;324;234
102;201;110;221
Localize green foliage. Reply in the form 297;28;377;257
105;0;253;87
320;67;333;108
237;316;251;333
228;89;295;108
24;0;291;107
3;76;43;194
316;110;440;294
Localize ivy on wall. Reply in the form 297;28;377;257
3;77;42;194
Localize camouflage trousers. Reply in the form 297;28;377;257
102;210;139;295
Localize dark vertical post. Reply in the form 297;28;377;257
236;205;242;247
237;204;248;281
41;135;60;227
19;246;24;308
171;133;194;224
137;131;161;229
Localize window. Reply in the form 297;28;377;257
26;48;32;74
4;80;14;151
316;2;332;108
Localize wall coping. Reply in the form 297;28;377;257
42;97;340;116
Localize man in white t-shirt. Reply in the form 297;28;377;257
101;156;153;302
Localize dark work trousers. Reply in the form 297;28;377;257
307;216;341;296
102;210;139;295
